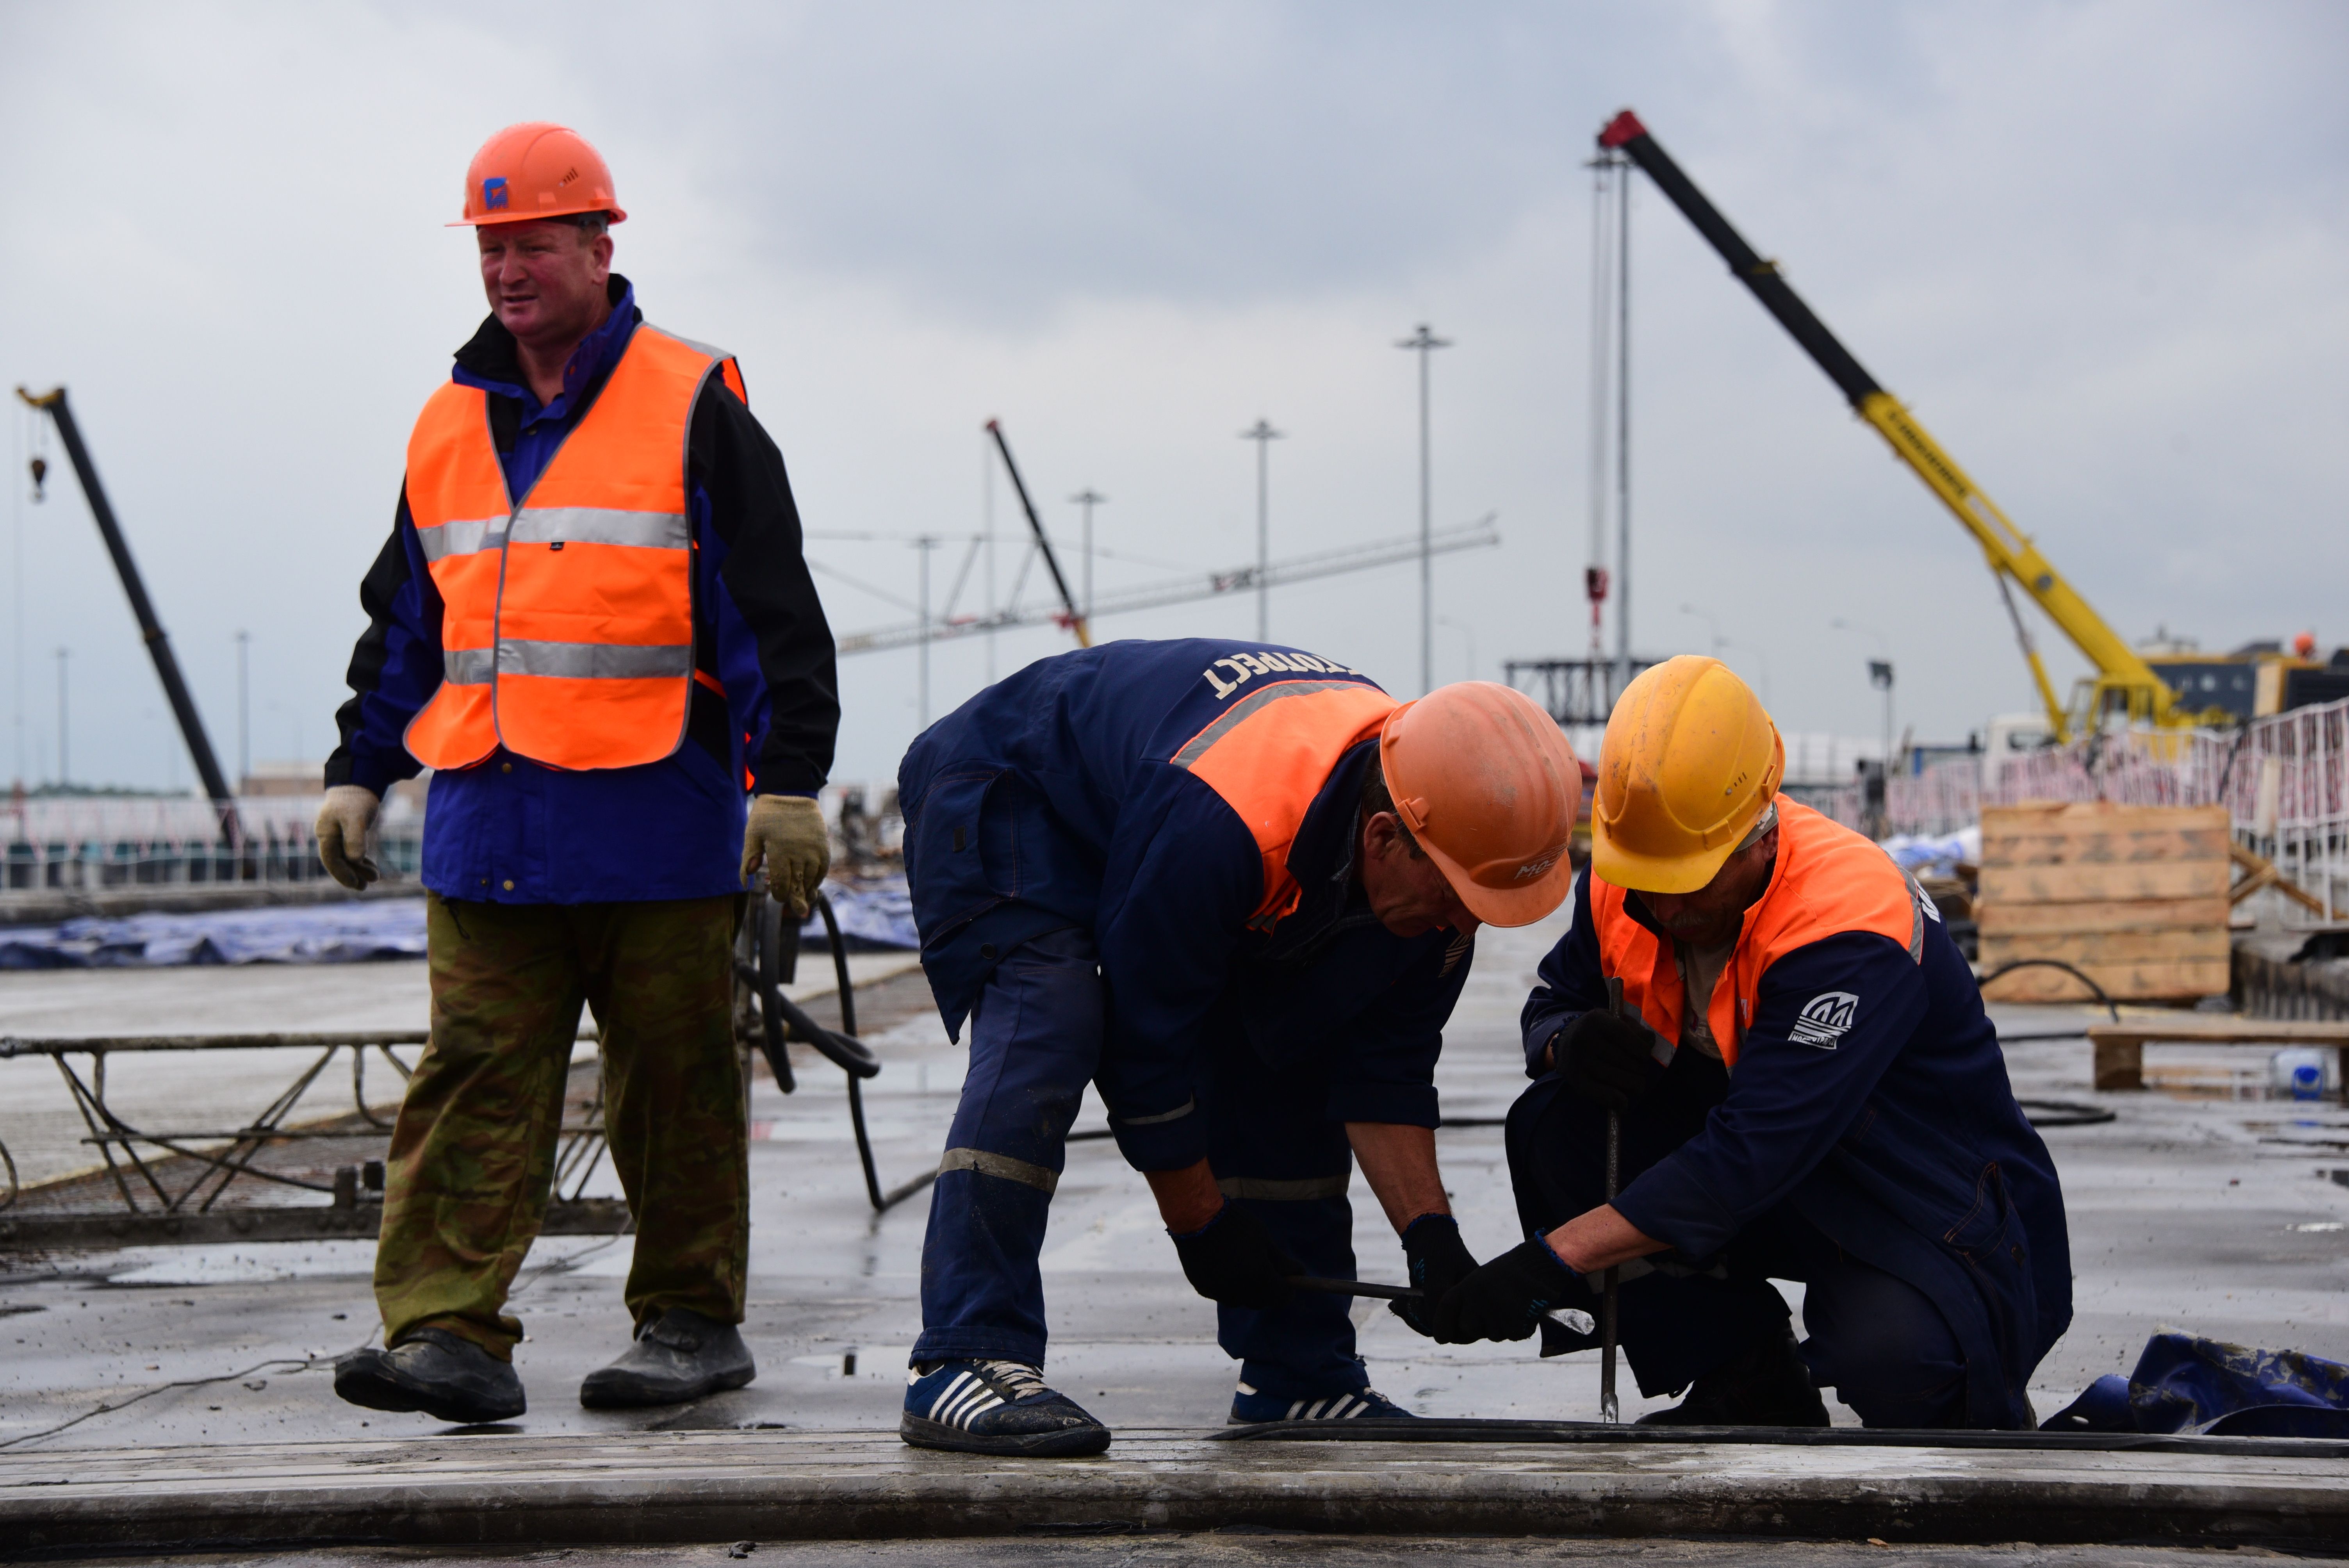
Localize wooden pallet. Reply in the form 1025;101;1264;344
2087;1017;2349;1093
1978;802;2230;1002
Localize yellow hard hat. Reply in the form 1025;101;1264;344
1591;656;1784;895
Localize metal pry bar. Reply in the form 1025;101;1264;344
1600;974;1626;1424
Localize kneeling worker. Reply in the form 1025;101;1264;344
898;641;1581;1454
1434;656;2069;1429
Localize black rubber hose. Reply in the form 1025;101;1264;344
805;891;935;1214
1214;1415;2342;1459
1977;959;2123;1023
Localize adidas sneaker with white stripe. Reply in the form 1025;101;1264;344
1228;1381;1415;1424
901;1358;1110;1456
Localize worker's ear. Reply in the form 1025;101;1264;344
1361;809;1404;863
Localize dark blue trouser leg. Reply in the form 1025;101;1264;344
1797;1251;1967;1427
1208;1042;1365;1400
1504;1064;1968;1424
912;928;1099;1367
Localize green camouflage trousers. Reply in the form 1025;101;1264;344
373;893;747;1360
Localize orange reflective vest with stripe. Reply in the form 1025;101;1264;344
401;324;746;772
1167;675;1400;931
1591;796;1925;1068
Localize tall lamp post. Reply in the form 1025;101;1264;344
1396;324;1451;695
1238;419;1282;641
1068;489;1107;623
53;647;67;788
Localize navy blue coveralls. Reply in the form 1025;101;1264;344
1514;841;2072;1429
898;640;1471;1398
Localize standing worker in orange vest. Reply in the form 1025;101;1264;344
893;643;1582;1454
316;124;839;1425
1430;657;2071;1429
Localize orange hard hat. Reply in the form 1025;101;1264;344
1591;655;1784;895
1377;681;1582;927
453;123;627;228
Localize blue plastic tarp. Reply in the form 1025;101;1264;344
799;876;918;952
0;874;921;969
0;900;429;969
2044;1331;2349;1438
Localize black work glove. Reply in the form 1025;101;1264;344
1555;1008;1667;1113
1389;1213;1479;1338
1430;1238;1582;1345
1169;1201;1299;1310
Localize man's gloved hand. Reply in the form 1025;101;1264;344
315;786;381;891
1430;1238;1581;1345
1389;1212;1479;1338
1555;1009;1668;1112
1169;1201;1299;1311
741;793;831;918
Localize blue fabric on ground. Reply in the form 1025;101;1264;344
2042;1331;2349;1435
798;876;917;951
0;899;429;968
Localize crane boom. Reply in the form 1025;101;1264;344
1596;110;2178;739
16;385;247;845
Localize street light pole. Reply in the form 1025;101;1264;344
1396;324;1451;695
1068;489;1106;624
915;536;939;729
235;630;250;792
1239;419;1283;641
53;647;67;788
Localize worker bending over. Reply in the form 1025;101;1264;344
318;124;838;1424
897;641;1581;1455
1434;657;2069;1429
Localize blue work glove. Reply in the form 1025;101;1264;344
1389;1213;1479;1339
1556;1009;1668;1113
1431;1238;1581;1345
1169;1202;1299;1311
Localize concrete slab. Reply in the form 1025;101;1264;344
5;1428;2347;1554
7;908;2349;1554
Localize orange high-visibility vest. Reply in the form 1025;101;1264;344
1590;796;1927;1068
1167;675;1399;931
401;324;747;772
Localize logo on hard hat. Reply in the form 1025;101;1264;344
482;177;510;212
1789;991;1858;1049
1512;851;1562;881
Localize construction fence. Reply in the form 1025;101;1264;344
1816;696;2349;923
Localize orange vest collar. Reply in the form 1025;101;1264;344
1590;796;1923;1068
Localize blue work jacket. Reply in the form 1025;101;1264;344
324;276;838;903
1524;866;2073;1428
899;640;1472;1171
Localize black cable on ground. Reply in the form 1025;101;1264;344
1977;959;2123;1023
1212;1415;2345;1459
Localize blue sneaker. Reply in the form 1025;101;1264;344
1229;1380;1416;1424
901;1358;1111;1457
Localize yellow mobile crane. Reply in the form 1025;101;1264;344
1598;110;2231;741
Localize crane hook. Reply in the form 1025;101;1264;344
27;456;44;503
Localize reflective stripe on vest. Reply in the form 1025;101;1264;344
401;324;737;772
1168;677;1398;931
1590;796;1926;1069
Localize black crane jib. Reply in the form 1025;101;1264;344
1598;110;1885;410
16;386;246;848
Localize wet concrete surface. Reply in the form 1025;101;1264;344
3;912;2348;1545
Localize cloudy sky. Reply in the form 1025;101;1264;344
2;1;2341;792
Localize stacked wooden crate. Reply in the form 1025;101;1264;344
1976;802;2231;1003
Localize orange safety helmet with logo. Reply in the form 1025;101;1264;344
1170;672;1580;932
1585;656;1927;1066
452;122;629;227
404;125;742;774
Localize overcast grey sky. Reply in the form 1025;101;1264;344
2;1;2342;791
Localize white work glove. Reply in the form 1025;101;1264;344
741;793;831;918
316;785;382;891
